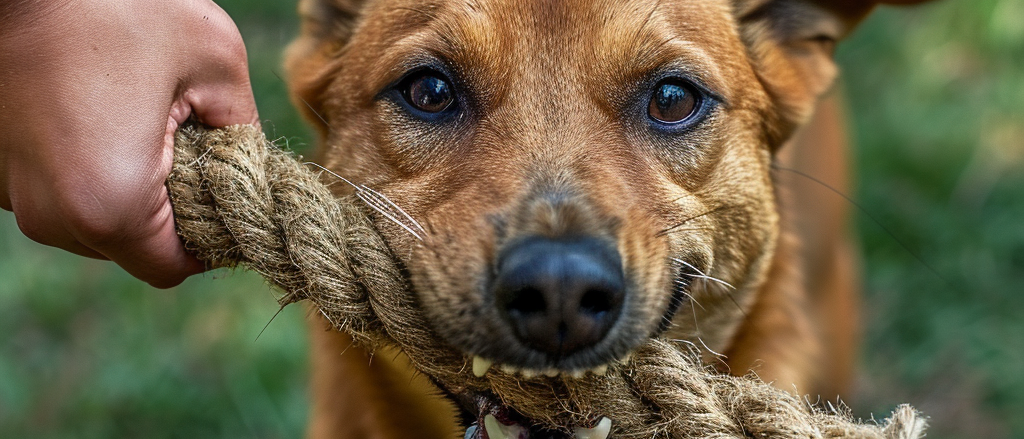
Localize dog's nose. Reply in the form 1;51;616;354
492;237;625;356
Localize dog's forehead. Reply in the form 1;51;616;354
362;0;748;102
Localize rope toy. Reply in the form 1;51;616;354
167;122;927;439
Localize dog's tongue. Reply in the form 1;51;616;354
465;415;527;439
463;395;611;439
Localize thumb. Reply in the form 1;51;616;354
180;3;259;128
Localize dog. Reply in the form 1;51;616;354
283;0;931;437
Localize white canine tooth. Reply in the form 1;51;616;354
472;356;493;377
483;414;525;439
484;415;506;439
591;364;608;376
574;417;612;439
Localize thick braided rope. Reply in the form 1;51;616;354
167;122;927;439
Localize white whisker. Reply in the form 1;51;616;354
356;190;423;240
671;258;735;290
357;192;423;240
688;274;735;290
302;161;426;241
302;161;360;190
683;291;704;311
697;336;726;359
670;338;700;352
691;299;700;331
360;184;426;234
673;279;705;311
671;258;703;275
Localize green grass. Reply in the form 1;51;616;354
1;1;1021;438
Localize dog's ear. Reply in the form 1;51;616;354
284;0;369;133
733;0;933;148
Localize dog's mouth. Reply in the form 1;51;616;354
431;274;689;439
433;305;677;439
450;389;612;439
395;234;699;438
454;355;622;438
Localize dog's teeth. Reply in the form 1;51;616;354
543;368;559;377
569;369;586;379
574;417;612;439
520;369;538;379
591;365;608;376
472;356;493;377
500;364;519;374
484;415;506;439
483;414;525;439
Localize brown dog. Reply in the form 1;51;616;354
283;1;929;437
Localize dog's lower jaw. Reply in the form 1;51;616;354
455;390;612;439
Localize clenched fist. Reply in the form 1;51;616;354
0;0;259;287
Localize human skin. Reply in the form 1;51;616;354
0;0;258;287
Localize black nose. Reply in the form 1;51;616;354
492;237;625;356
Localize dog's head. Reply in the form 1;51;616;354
287;0;917;399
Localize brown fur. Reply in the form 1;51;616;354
283;0;929;437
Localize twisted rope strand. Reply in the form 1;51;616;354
167;122;926;439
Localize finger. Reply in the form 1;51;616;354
186;75;260;128
7;185;108;260
61;171;206;288
15;180;203;288
78;116;206;288
184;3;260;128
92;195;206;289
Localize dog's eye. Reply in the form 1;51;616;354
648;79;699;124
401;71;454;113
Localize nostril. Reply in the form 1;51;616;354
492;236;626;356
506;287;546;315
579;288;615;316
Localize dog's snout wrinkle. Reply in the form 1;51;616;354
492;237;625;357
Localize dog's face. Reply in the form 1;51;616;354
288;0;891;379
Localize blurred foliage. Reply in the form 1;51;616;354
0;2;312;438
0;0;1021;438
837;1;1024;437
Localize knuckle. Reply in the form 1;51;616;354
64;207;125;247
10;195;57;245
14;212;50;245
57;191;135;248
200;7;248;64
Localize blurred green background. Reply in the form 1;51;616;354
1;0;1021;437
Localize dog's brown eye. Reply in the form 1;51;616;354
648;80;698;124
402;72;454;113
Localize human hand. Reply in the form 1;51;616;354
0;0;258;288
